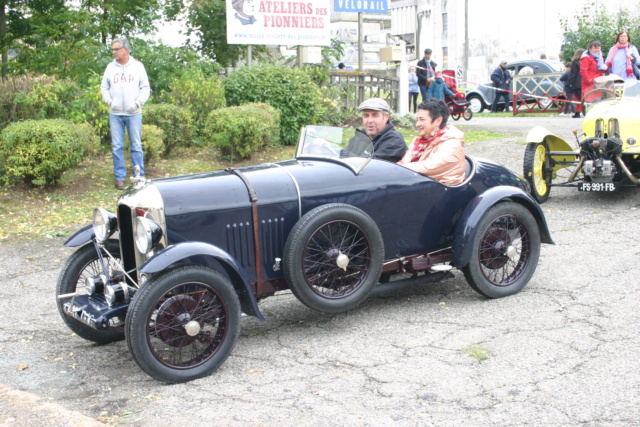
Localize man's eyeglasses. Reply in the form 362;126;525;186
111;47;124;52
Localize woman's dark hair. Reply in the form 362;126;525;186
588;39;602;50
615;30;630;44
572;48;585;62
417;98;449;129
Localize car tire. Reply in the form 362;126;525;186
125;266;241;383
523;141;552;203
467;95;485;113
462;202;541;299
56;240;125;344
283;203;384;313
463;109;473;121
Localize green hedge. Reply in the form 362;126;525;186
143;103;194;156
0;119;98;186
224;64;322;146
203;103;280;161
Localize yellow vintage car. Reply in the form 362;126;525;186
523;75;640;202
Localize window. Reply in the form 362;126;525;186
442;47;449;69
442;13;448;33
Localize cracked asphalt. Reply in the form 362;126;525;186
1;115;639;426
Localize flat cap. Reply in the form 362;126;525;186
500;59;507;64
358;98;390;112
424;48;432;54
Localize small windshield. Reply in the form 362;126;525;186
622;79;640;99
296;126;374;160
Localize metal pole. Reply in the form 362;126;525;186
358;13;364;105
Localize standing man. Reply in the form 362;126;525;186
101;37;150;190
417;48;437;101
348;98;407;162
490;60;511;113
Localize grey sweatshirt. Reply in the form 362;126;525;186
100;56;151;116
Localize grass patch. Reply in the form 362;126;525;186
0;126;509;243
462;344;490;361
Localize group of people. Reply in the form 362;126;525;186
561;30;639;118
408;48;454;113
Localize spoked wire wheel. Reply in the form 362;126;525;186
284;204;383;313
126;266;240;383
462;202;540;298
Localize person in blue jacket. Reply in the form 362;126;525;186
425;71;454;101
490;60;511;112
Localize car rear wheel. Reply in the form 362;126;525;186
125;266;240;383
462;202;540;298
523;141;552;203
467;95;485;113
463;109;473;121
283;204;384;313
56;240;125;344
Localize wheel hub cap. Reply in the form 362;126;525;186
184;320;201;337
336;252;350;271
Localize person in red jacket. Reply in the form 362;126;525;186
580;40;608;103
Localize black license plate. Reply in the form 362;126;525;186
578;182;619;192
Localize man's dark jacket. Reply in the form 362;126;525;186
353;121;407;162
416;58;437;86
491;66;510;89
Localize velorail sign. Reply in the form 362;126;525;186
334;0;388;13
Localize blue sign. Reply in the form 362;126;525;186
334;0;388;14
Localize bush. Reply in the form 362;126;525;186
0;76;79;130
67;72;110;144
202;103;280;161
224;64;323;146
168;67;225;136
0;119;98;187
143;103;195;156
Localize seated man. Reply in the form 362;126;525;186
347;98;407;162
397;98;466;186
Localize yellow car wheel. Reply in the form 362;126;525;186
523;142;551;203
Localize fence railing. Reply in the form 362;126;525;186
328;71;400;113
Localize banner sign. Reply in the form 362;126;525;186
227;0;331;46
333;0;388;13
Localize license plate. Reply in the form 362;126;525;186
578;182;618;192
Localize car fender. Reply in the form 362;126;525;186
526;126;576;176
64;224;94;247
139;241;265;321
451;186;554;268
466;88;490;106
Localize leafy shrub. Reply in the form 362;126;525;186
143;103;194;156
0;76;78;130
0;119;98;187
168;67;225;136
224;64;322;145
67;72;110;144
391;113;416;129
202;103;280;161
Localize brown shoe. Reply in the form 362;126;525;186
115;180;125;190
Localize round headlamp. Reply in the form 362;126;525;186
134;216;163;254
92;208;117;243
105;281;129;306
84;274;106;295
628;137;636;146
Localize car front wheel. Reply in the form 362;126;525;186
125;266;241;383
523;141;552;203
283;204;384;313
56;240;125;344
467;95;485;113
462;202;541;299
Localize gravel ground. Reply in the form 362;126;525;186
1;115;639;426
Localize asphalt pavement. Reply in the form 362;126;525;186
1;115;639;426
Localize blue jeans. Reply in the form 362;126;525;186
109;114;144;180
419;85;429;102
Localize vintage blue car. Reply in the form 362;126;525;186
56;125;553;383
